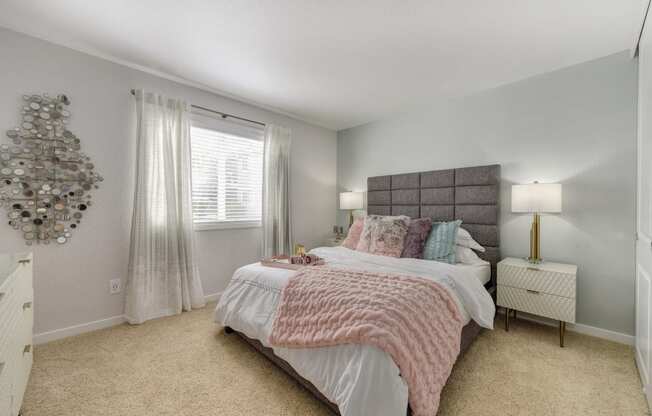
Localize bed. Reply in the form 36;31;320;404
215;164;500;416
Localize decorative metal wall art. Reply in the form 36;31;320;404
0;94;103;245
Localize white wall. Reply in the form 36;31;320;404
0;28;337;335
338;52;637;335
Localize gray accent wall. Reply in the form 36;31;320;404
338;51;637;335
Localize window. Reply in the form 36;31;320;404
190;114;264;230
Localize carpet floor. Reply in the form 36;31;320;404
23;304;649;416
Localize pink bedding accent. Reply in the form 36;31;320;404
269;266;464;416
355;215;410;257
341;216;364;249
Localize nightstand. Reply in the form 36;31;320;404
497;257;577;347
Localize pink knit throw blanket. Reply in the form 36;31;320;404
269;266;464;416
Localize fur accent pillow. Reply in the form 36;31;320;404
401;217;433;258
356;215;410;257
342;217;364;249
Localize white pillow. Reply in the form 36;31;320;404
455;245;489;265
456;227;485;252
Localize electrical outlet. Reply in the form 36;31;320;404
109;279;121;294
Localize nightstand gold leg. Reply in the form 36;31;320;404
559;321;565;347
505;308;510;331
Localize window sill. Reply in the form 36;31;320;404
194;221;262;231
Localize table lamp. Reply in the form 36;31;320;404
511;182;562;263
339;191;364;228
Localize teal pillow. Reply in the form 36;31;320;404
423;220;462;264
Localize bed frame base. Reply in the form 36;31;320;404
224;319;483;416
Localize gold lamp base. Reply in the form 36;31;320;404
528;212;542;263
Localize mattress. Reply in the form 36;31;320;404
215;246;495;416
457;262;491;285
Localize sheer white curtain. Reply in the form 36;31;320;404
125;90;205;324
262;124;292;257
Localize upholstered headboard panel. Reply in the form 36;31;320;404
367;164;500;286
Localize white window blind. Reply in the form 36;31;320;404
190;115;264;230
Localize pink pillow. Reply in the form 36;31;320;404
356;215;410;257
342;217;364;249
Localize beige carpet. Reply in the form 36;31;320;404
23;305;649;416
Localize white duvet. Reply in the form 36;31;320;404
214;246;495;416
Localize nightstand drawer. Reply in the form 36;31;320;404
497;263;575;298
498;285;575;323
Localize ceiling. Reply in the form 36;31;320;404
0;1;645;130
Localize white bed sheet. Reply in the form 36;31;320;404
214;246;495;416
457;262;491;285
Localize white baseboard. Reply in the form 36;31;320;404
497;308;634;346
34;292;223;345
34;315;127;345
38;297;631;347
204;291;223;303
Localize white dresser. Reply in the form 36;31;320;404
0;253;33;416
497;257;577;347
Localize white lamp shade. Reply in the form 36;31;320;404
340;192;364;210
511;183;562;213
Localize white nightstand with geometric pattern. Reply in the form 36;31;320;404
497;257;577;347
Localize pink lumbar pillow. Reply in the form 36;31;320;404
342;217;364;249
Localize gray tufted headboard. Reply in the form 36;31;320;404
367;164;500;289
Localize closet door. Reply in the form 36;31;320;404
637;10;652;409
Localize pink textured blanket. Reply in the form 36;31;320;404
269;266;464;416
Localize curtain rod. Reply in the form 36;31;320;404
129;89;266;127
